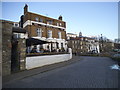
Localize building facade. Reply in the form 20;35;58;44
87;37;100;53
20;4;67;52
68;37;88;54
67;33;77;40
67;32;100;54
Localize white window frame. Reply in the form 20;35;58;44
36;28;42;37
40;18;43;22
48;30;52;38
60;23;62;26
58;31;61;39
57;23;59;26
35;17;39;22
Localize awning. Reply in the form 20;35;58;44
26;38;51;46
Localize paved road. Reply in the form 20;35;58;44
3;56;118;88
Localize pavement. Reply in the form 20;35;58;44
2;55;81;85
2;56;119;88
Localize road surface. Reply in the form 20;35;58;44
3;56;118;88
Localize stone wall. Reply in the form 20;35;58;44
2;20;26;75
0;20;2;90
2;21;12;76
11;38;26;72
18;39;26;70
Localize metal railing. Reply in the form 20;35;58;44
27;52;69;57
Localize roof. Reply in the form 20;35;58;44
67;33;77;35
0;19;19;24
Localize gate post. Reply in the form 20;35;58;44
18;39;26;71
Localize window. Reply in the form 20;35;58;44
58;31;61;39
47;20;52;24
56;42;59;49
72;44;74;48
48;30;52;38
80;42;82;45
13;33;20;38
35;17;39;21
36;28;42;37
61;43;63;48
40;18;43;22
60;23;62;26
50;20;53;24
72;41;74;44
15;24;18;27
57;23;59;26
81;46;83;49
81;38;83;41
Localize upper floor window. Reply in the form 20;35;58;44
15;24;19;27
81;38;83;41
57;23;59;26
35;17;39;21
48;30;52;38
60;23;62;26
13;23;19;27
36;28;42;37
47;20;53;24
40;18;43;22
58;31;61;39
13;33;20;39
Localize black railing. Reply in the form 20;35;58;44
27;52;69;57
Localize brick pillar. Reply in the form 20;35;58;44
2;21;12;76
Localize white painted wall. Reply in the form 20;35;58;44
26;53;72;70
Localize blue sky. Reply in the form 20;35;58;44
2;2;118;40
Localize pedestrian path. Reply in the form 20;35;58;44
3;55;81;85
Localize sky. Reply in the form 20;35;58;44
2;2;118;40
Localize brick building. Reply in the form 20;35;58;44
20;4;67;52
67;33;77;40
68;36;88;54
67;32;100;54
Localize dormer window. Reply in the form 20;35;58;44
35;17;39;21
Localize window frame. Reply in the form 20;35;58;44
48;30;52;38
58;31;61;39
36;28;42;37
35;17;39;22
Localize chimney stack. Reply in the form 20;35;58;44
24;4;28;15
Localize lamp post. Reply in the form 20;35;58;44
100;34;103;53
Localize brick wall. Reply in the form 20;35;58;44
25;25;66;39
23;12;66;40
